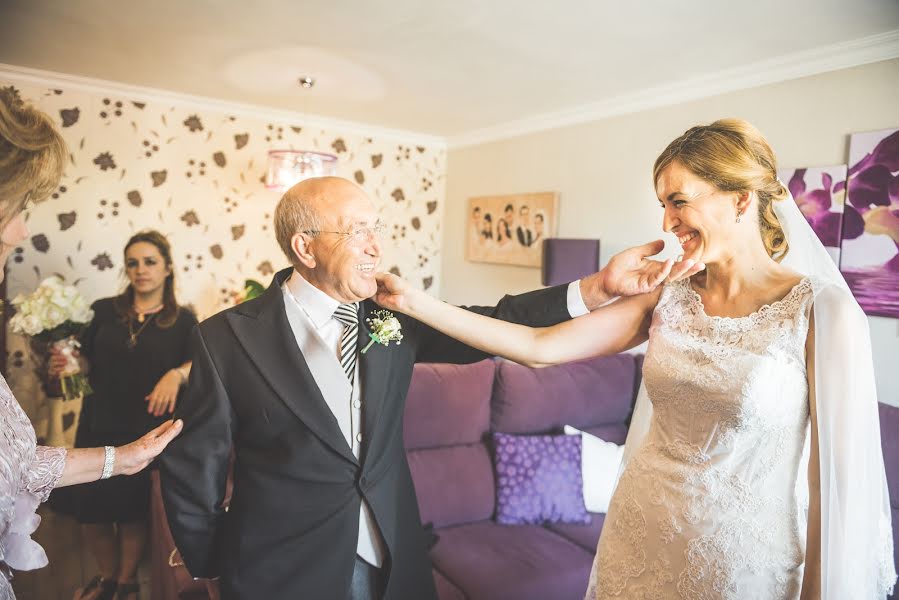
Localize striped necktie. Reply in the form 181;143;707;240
333;302;359;383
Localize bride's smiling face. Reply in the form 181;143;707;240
656;160;750;265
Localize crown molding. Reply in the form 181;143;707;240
0;63;446;148
448;30;899;149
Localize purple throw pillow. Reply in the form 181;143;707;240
493;432;590;525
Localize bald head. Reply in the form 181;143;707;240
274;176;365;266
273;175;382;302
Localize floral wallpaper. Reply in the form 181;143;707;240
1;79;446;445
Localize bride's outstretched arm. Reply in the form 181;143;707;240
375;272;661;368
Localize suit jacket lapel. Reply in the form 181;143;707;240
227;269;358;466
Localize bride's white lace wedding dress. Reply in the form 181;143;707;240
587;276;817;599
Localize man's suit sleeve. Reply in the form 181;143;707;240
413;283;571;364
159;324;234;578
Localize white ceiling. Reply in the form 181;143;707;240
1;0;898;144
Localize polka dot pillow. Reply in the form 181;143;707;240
493;432;590;525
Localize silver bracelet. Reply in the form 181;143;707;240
100;445;116;479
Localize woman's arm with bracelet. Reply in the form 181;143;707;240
55;419;183;487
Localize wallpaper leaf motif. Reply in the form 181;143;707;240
4;79;446;448
57;212;76;231
31;234;49;253
93;152;116;171
183;115;204;132
60;108;79;127
91;253;114;271
181;211;200;227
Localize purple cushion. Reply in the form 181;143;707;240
879;403;899;509
492;354;638;434
429;520;593;600
547;512;606;552
493;432;589;525
408;444;496;528
405;360;495;450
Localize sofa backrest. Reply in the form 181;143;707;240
404;360;497;528
491;353;641;445
403;354;643;527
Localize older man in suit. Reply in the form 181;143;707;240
160;177;698;600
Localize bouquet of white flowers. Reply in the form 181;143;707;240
9;276;95;400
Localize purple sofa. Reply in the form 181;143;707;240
403;354;643;600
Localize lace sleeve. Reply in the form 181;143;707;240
25;446;67;502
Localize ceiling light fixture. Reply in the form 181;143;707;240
264;76;337;191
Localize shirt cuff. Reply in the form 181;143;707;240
566;281;589;317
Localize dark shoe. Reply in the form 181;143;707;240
113;581;140;600
76;575;117;600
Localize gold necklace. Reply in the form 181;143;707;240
127;312;155;349
133;302;163;323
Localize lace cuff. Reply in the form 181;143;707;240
25;446;67;503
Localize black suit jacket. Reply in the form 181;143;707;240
160;267;571;600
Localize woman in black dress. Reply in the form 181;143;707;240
51;230;196;600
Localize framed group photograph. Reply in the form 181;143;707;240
465;192;559;267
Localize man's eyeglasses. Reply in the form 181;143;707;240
304;221;386;244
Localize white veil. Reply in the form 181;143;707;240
616;192;897;598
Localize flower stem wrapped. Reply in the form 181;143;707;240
362;310;403;354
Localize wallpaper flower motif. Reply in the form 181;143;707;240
2;78;446;445
777;165;849;265
839;128;899;318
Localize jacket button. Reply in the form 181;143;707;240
360;476;367;486
356;432;363;443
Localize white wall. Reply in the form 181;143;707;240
442;59;899;404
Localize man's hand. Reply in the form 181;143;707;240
579;240;705;310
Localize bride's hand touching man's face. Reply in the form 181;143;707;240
373;271;416;313
577;240;705;310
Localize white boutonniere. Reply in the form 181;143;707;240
362;310;403;354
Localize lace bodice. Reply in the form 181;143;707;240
0;374;66;599
589;277;816;599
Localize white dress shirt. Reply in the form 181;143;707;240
282;272;386;567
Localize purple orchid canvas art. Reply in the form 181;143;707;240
839;128;899;319
777;165;848;265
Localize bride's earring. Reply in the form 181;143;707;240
736;210;743;223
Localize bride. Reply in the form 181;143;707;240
374;118;896;599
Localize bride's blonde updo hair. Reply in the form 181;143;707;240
0;87;67;223
653;118;789;261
